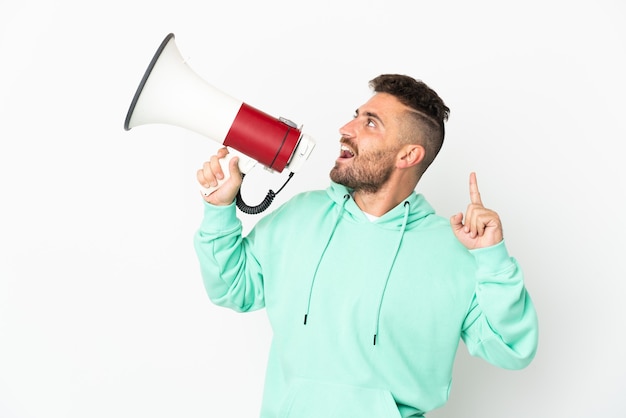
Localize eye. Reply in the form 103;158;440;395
366;118;376;128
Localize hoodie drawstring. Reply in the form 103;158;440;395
373;201;410;345
303;193;351;325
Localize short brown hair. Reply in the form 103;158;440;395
369;74;449;174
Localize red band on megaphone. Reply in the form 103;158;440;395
224;103;301;172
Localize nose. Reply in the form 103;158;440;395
339;118;356;138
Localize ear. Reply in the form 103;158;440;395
396;144;425;169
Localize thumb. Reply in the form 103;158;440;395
450;212;464;230
228;155;242;180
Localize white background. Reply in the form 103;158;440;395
1;0;625;417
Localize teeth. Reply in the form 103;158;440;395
341;145;355;156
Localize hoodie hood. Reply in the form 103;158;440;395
326;181;436;230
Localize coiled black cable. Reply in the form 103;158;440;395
235;172;295;214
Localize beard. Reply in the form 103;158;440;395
329;147;397;194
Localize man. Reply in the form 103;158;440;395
194;74;538;417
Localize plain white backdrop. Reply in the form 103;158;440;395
1;0;625;416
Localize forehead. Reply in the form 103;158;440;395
359;92;411;121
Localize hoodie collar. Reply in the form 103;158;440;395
326;181;435;230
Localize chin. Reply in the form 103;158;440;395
329;167;344;185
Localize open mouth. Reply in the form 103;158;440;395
339;144;355;159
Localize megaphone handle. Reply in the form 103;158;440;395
200;152;256;197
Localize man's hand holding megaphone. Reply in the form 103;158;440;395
125;33;315;213
197;147;243;206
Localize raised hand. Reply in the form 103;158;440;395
197;147;243;206
450;172;503;250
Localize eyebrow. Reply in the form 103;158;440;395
355;109;385;127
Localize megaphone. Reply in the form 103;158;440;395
124;33;315;213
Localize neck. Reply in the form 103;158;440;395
348;167;420;217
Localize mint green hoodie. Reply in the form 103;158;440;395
194;182;538;417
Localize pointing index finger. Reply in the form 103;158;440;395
469;172;483;206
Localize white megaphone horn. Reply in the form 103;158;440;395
124;33;315;213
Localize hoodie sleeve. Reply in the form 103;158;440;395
193;201;265;312
461;240;538;370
